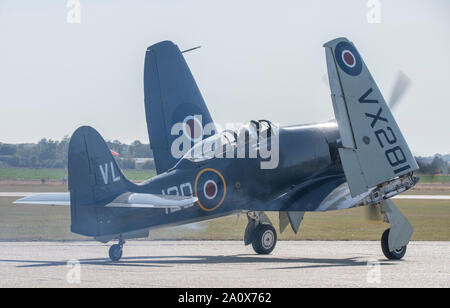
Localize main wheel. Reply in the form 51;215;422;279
381;228;407;260
109;244;123;261
252;224;277;255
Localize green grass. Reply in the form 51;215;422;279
0;167;156;182
418;174;450;183
122;169;157;181
0;195;448;241
1;168;449;184
0;168;67;180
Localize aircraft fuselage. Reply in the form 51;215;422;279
94;122;345;236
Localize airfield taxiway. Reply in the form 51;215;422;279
0;241;448;287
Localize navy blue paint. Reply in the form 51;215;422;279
334;41;362;76
67;123;345;238
144;41;214;174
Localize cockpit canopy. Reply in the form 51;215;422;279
182;120;275;162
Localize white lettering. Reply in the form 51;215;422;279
110;162;121;182
99;164;108;185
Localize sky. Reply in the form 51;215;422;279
0;0;449;156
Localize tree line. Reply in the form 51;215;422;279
0;138;154;170
0;138;448;174
415;155;449;175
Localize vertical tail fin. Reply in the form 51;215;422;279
144;41;215;174
68;126;134;235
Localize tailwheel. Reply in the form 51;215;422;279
109;236;125;261
252;224;277;255
381;228;407;260
109;244;123;261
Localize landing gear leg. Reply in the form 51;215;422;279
380;200;413;260
244;211;277;255
109;235;125;262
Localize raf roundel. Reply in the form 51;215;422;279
203;180;218;200
195;168;226;212
182;115;203;142
341;50;356;68
334;41;362;76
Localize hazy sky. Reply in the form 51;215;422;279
0;0;449;156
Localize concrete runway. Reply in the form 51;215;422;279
0;241;448;287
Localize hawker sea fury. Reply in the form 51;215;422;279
15;38;418;261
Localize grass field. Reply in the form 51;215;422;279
0;170;449;241
416;175;450;183
0;167;156;182
0;195;448;241
1;167;449;183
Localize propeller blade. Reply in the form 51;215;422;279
322;73;329;87
388;71;411;110
323;70;411;111
365;204;383;223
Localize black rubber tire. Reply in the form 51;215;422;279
381;228;407;260
252;224;277;255
109;244;123;262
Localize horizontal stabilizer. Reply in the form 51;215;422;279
14;193;70;206
15;192;197;209
105;192;197;209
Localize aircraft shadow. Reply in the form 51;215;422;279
0;254;398;270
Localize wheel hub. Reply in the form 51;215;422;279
394;247;404;254
261;230;274;249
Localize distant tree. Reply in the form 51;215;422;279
117;158;136;169
416;155;448;174
0;143;16;155
130;140;153;158
430;156;447;174
1;137;154;169
416;157;431;174
141;160;155;170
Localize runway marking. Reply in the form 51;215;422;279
0;192;36;197
392;195;450;200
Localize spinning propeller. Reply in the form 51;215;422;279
322;70;412;111
387;71;412;110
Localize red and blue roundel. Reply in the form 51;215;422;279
182;115;203;142
194;168;226;212
335;41;362;76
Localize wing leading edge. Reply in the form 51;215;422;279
14;192;197;209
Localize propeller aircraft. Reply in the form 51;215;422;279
15;37;418;261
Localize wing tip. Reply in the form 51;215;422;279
323;37;350;48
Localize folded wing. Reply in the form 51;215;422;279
324;37;418;197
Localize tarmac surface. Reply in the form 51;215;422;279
0;241;448;287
